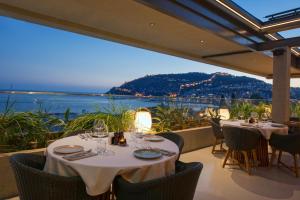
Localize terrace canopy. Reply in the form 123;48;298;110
1;0;300;123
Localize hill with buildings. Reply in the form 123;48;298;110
107;72;300;99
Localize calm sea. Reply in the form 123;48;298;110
0;93;211;114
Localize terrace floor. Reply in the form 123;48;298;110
181;147;300;200
8;147;300;200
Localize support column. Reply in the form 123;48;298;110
272;47;291;124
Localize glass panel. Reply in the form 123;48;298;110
233;0;300;22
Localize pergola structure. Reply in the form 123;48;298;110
1;0;300;123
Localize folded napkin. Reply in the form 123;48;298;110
63;150;97;161
154;148;176;157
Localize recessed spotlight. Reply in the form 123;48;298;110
149;22;156;27
200;40;205;46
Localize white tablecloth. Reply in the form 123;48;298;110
221;120;288;140
44;133;179;196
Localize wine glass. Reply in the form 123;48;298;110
84;130;93;141
93;119;108;138
251;112;259;123
238;111;244;120
261;112;268;122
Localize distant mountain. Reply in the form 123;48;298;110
107;72;300;99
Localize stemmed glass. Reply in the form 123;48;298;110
251;112;259;123
238;111;244;120
84;130;93;141
261;112;268;122
93;119;108;138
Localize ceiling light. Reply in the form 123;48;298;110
215;0;260;29
262;18;300;29
215;1;300;57
149;22;156;27
267;34;278;40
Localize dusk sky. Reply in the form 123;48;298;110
0;0;300;93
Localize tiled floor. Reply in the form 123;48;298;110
180;147;300;200
8;147;300;200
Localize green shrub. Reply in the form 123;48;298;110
151;105;206;132
229;102;271;119
290;103;300;118
0;111;64;150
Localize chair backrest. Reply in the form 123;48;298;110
269;133;300;154
157;132;184;159
210;120;223;139
113;161;203;200
9;154;105;200
222;126;260;151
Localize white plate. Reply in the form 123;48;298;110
133;149;162;159
271;123;286;128
54;145;84;154
240;123;253;127
144;135;164;142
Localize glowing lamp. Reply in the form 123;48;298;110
135;111;152;133
219;108;230;120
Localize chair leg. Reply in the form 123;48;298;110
212;138;217;154
277;150;282;166
242;151;251;175
269;147;277;168
220;140;227;152
252;149;258;167
293;154;299;178
223;149;232;168
232;150;242;169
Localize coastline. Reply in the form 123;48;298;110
0;90;105;97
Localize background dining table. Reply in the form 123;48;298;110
43;133;179;196
220;120;288;166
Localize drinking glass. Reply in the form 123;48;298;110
93;119;108;138
96;139;107;155
261;112;268;122
238;111;244;120
140;139;151;149
129;133;138;149
84;131;93;140
251;112;259;123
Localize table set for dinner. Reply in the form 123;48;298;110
43;132;179;196
221;120;288;140
220;119;288;167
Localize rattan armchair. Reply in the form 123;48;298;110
10;153;110;200
113;161;202;200
222;126;260;175
210;120;226;154
269;133;300;177
157;132;184;160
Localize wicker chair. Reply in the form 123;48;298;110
10;153;110;200
287;120;300;135
222;126;260;175
210;120;226;154
113;161;202;200
269;134;300;177
157;132;184;160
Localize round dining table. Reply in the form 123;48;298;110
44;133;179;196
220;120;288;166
221;120;288;140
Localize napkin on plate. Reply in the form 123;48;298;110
63;150;97;161
154;148;176;157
